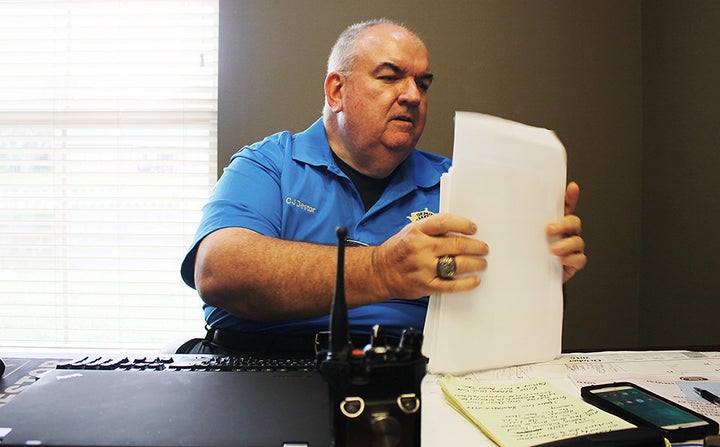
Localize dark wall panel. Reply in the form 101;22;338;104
641;1;720;347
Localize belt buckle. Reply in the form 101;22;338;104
314;331;330;355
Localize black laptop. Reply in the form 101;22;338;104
0;368;330;447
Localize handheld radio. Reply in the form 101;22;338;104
317;226;427;447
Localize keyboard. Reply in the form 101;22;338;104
56;354;316;372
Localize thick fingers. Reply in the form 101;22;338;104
429;274;482;293
564;181;580;215
434;254;487;279
372;214;489;300
547;214;582;237
427;253;488;294
455;253;488;276
415;213;478;237
551;185;586;283
560;252;587;282
550;234;587;283
550;234;585;256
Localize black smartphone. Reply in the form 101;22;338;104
580;381;719;443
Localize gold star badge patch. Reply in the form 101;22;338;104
407;208;434;222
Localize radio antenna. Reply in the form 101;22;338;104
328;226;351;358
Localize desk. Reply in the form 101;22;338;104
422;350;720;446
0;353;329;447
0;355;72;408
2;350;720;446
0;351;157;409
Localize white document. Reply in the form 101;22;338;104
422;350;720;446
423;112;567;374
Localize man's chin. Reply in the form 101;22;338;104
383;132;420;152
385;143;416;155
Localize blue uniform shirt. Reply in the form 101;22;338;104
181;118;451;338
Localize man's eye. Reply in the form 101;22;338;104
416;80;431;91
379;75;399;82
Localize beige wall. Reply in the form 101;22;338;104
217;0;718;350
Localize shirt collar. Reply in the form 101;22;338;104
292;118;335;168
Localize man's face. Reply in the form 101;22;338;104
337;25;433;163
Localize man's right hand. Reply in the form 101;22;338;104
371;213;489;300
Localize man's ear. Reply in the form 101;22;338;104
324;72;344;113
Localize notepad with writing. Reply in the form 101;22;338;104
440;376;635;447
423;111;567;374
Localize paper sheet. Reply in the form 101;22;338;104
440;376;634;447
421;350;720;446
423;111;567;374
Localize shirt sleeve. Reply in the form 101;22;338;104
180;135;288;288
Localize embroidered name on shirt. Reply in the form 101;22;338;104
285;196;317;213
407;207;434;222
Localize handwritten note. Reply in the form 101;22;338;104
440;376;634;447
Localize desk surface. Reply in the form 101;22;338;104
422;350;720;446
0;356;73;408
3;350;720;446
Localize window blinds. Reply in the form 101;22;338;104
0;0;218;350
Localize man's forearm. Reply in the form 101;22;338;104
193;227;389;321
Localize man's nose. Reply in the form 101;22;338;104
398;78;422;105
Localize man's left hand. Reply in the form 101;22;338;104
547;181;587;282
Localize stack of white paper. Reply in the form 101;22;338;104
423;112;567;374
